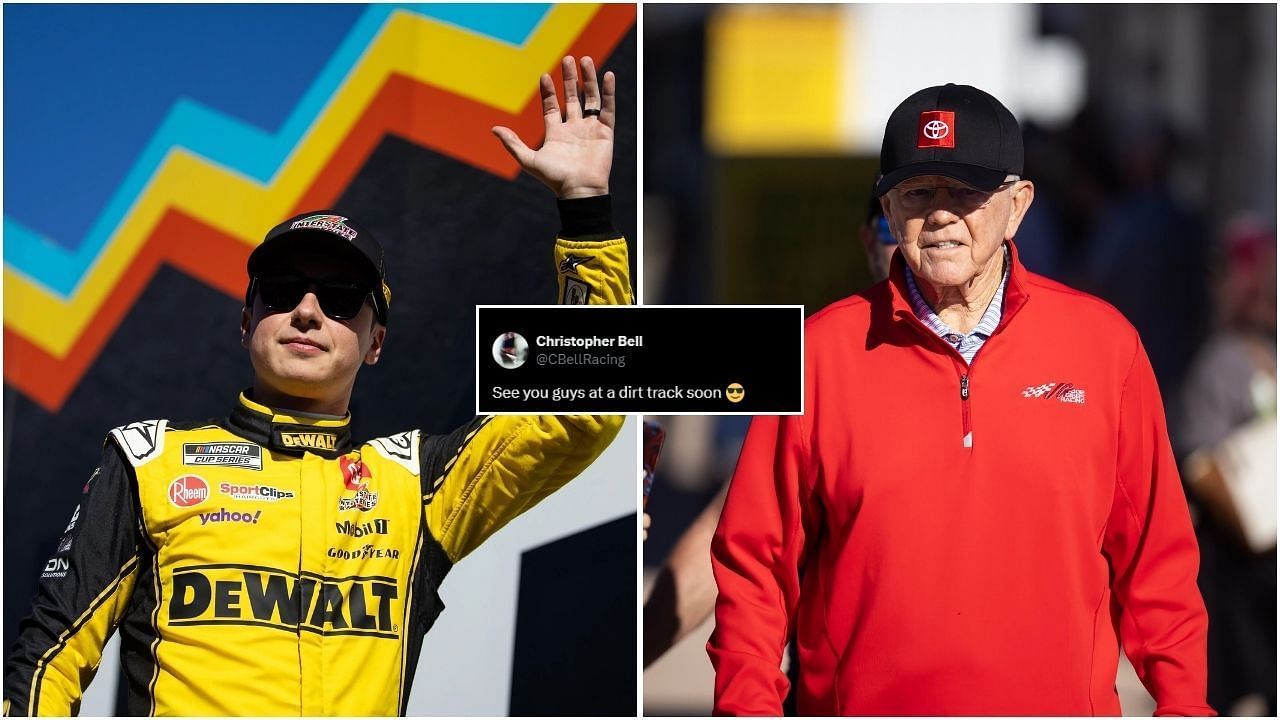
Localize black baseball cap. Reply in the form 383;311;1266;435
875;84;1023;197
246;210;391;324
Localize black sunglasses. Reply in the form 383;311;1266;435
252;274;375;320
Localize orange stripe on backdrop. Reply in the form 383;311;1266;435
5;4;635;412
5;213;248;411
295;3;637;211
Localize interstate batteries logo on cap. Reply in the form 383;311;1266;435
289;214;357;241
184;443;262;470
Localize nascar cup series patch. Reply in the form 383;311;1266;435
184;443;263;470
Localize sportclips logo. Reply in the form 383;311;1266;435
279;432;337;451
338;455;378;511
168;565;399;639
220;483;294;502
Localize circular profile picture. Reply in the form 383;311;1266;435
492;332;529;369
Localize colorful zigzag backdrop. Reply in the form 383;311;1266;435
5;3;635;411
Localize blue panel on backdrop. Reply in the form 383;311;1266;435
3;4;365;247
3;3;551;258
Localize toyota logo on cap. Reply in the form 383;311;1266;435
918;111;956;149
875;85;1023;198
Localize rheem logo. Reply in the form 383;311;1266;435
168;476;210;508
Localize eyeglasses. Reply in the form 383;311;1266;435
252;274;374;320
891;180;1016;214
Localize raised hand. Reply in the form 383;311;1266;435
492;55;616;199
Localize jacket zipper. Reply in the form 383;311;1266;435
897;311;976;450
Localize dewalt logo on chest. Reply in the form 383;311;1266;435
167;564;398;638
277;432;337;451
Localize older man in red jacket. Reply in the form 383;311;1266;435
708;84;1212;716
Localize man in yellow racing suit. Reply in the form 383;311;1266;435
4;56;628;716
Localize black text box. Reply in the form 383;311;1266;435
477;306;802;414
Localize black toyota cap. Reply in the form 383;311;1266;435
246;211;391;324
875;84;1023;197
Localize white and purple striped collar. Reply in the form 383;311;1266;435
902;245;1010;364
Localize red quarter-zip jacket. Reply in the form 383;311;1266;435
709;242;1212;716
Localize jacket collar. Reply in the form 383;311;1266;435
227;391;352;458
885;239;1031;334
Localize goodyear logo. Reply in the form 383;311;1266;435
184;443;262;471
328;545;401;560
278;432;337;451
168;565;398;639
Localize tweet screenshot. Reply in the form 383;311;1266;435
477;306;802;414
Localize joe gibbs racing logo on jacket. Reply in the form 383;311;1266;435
339;455;370;491
337;455;378;511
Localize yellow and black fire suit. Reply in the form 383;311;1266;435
4;197;632;716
